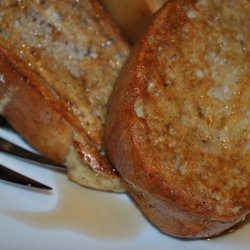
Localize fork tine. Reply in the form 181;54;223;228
0;118;57;191
0;164;52;190
0;137;67;172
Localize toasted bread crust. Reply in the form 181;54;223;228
0;0;129;191
105;0;250;236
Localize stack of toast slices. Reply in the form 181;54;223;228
0;0;249;238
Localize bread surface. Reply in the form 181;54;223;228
0;0;129;191
105;0;250;236
99;0;166;44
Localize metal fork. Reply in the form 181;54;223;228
0;117;67;190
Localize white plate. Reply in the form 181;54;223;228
0;128;249;250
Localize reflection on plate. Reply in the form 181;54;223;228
0;128;249;250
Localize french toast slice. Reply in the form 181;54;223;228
0;0;129;191
99;0;166;44
105;0;250;236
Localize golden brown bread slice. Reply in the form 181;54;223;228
0;0;129;192
99;0;167;44
105;0;250;236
